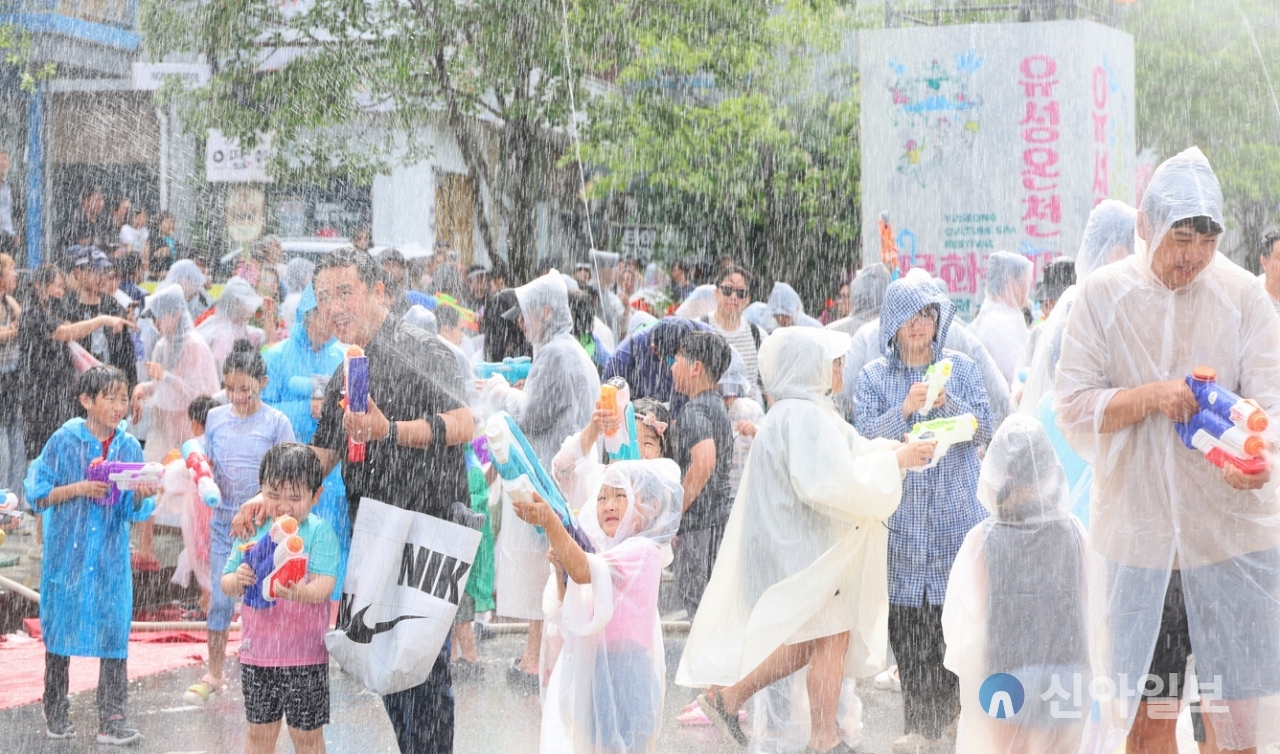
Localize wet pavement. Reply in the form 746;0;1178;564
1;632;912;754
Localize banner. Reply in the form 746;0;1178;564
326;497;481;695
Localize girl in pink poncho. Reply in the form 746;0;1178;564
514;459;683;754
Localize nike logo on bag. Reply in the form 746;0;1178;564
342;606;427;644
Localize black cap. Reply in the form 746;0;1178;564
1034;258;1076;302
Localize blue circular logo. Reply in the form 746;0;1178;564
979;673;1025;719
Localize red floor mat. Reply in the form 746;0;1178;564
0;621;240;710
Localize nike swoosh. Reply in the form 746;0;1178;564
343;605;428;644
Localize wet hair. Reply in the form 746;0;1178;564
223;338;267;380
716;264;752;287
632;398;674;459
32;264;60;288
258;443;324;495
1262;230;1280;258
488;259;509;285
187;395;217;427
315;246;384;290
76;365;128;399
1171;215;1224;236
435;303;460;330
117;252;142;279
568;289;594;338
677;331;733;383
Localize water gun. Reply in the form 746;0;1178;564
475;356;533;384
484;412;593;553
86;460;165;506
179;438;222;508
922;358;953;414
1175;367;1271;475
240;515;309;609
599;378;641;461
434;294;479;331
344;345;369;462
906;414;978;471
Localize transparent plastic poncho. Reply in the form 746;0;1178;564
1055;147;1280;751
970;251;1033;384
137;284;220;465
195;275;265;370
540;460;682;754
942;415;1089;753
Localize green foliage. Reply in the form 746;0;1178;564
0;24;56;93
1121;0;1280;266
578;1;874;304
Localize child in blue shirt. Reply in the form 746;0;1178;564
25;366;161;744
185;338;295;705
222;443;339;754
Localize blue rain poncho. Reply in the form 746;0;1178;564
25;419;152;658
261;284;350;594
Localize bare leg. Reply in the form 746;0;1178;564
805;632;851;752
1127;700;1179;754
287;725;327;754
208;630;228;682
135;520;156;562
719;640;816;714
519;620;542;674
245;721;282;754
452;622;479;663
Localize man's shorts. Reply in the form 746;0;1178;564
241;663;330;731
1142;570;1191;700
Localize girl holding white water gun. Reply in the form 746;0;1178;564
514;460;683;754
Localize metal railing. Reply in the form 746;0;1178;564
885;0;1121;27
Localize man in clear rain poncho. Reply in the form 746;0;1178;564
766;282;824;329
677;326;933;754
970;251;1033;385
836;270;1010;427
826;264;892;337
1018;199;1136;525
941;415;1090;754
1056;147;1280;753
480;270;601;684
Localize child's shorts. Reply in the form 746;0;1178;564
589;642;660;751
241;663;330;731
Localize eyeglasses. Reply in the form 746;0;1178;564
718;286;749;299
906;306;940;325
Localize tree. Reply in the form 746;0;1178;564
0;23;56;93
1121;0;1280;270
141;0;615;279
577;2;873;305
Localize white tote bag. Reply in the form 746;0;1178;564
326;497;482;695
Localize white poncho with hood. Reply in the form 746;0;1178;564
1056;147;1280;752
942;415;1090;754
970;250;1033;385
1018;199;1136;524
485;271;601;621
677;327;903;737
540;460;683;754
195;275;265;371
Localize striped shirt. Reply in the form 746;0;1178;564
700;313;761;402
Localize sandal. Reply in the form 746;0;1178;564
181;674;221;705
696;688;748;747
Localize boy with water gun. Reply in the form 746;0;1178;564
221;443;339;754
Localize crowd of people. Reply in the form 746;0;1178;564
4;144;1280;754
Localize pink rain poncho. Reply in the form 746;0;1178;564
1056;147;1280;751
942;414;1089;753
136;284;220;466
539;459;683;754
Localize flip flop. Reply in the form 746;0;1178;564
696;689;748;747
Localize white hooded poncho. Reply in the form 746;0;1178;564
539;460;683;754
486;271;601;622
1056;147;1280;752
970;250;1033;385
677;327;903;742
196;275;265;371
942;415;1089;754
